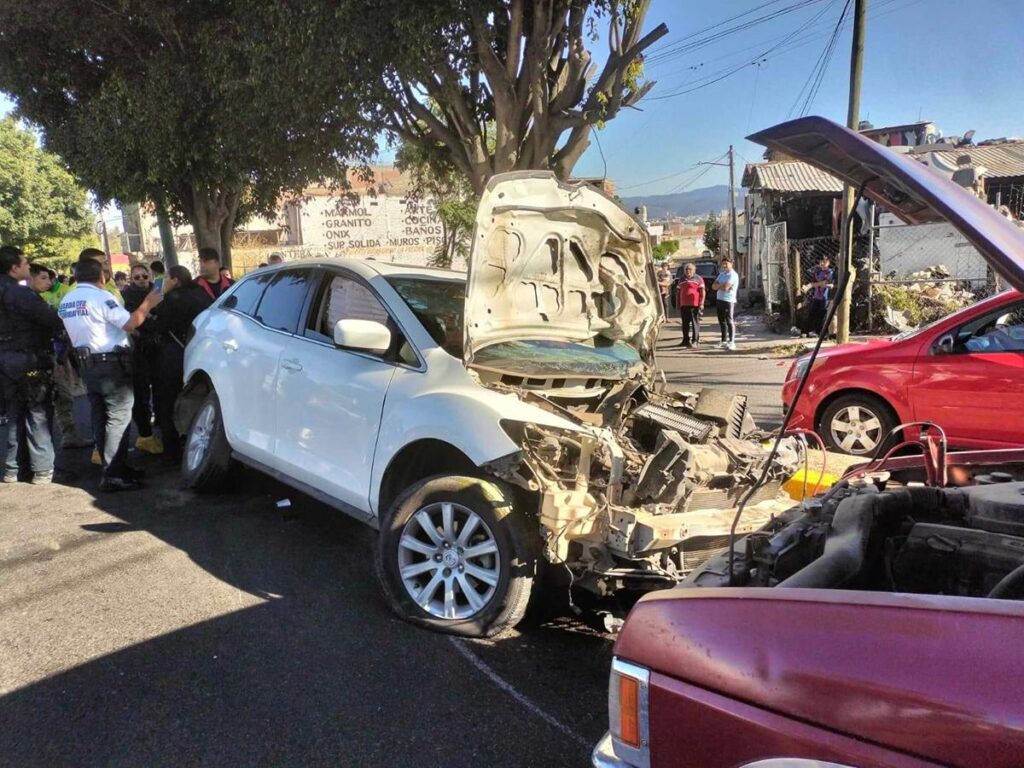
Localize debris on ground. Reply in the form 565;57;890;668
874;266;977;330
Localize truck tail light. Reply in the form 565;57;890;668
609;657;651;767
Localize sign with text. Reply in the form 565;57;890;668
299;193;445;264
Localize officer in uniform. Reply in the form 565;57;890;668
0;245;65;484
59;257;162;491
147;266;209;465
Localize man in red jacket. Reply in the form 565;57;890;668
676;262;706;347
195;248;234;303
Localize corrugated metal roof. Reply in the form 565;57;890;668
742;161;843;194
919;144;1024;180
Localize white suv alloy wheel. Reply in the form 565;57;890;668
397;501;501;620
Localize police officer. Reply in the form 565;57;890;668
59;257;162;491
147;266;208;465
0;245;65;484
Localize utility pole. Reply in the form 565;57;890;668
728;145;739;262
836;0;868;344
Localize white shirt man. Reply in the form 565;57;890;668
58;283;132;353
58;258;161;492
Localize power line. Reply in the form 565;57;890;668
745;62;763;132
646;0;796;53
665;161;720;195
644;0;919;101
616;151;729;193
593;128;607;180
645;0;827;66
647;0;838;101
787;0;852;118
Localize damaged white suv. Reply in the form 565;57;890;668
177;172;798;636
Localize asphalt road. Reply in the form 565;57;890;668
656;309;791;429
0;334;789;767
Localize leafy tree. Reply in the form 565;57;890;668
395;117;482;269
378;0;668;194
0;2;382;268
652;238;679;261
702;212;721;255
0;118;95;267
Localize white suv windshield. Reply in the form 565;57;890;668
473;339;642;379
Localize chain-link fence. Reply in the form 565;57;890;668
754;198;1016;334
867;217;1002;332
759;222;787;307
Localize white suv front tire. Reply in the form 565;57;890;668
182;390;233;491
375;475;538;637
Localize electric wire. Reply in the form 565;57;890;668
788;0;853;118
643;0;921;101
615;150;728;192
646;0;839;101
645;0;828;66
593;128;608;180
648;0;911;72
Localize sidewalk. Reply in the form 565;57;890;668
659;308;878;359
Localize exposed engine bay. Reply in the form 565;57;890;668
475;372;801;597
461;173;801;599
683;462;1024;601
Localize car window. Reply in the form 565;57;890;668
318;274;391;333
253;269;315;333
221;273;271;316
962;300;1024;353
307;273;413;363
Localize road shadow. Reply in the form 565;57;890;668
0;597;603;767
1;451;611;766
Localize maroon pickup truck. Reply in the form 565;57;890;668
593;116;1024;768
597;588;1024;768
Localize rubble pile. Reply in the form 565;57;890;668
876;265;977;332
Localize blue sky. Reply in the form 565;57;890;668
4;0;1022;199
573;0;1024;195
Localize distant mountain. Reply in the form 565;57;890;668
620;184;745;218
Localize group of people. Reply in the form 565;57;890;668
0;245;231;491
658;257;741;350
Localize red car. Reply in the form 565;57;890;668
783;289;1024;455
593;116;1024;768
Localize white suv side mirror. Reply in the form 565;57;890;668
333;318;391;353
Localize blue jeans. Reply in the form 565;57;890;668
1;352;55;475
81;360;135;479
717;300;735;342
1;398;55;475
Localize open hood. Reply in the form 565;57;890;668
464;171;663;369
748;116;1024;292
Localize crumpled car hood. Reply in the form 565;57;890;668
748;116;1024;292
464;171;663;370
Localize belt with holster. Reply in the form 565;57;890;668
74;347;131;368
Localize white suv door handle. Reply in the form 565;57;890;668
222;340;238;352
281;359;303;372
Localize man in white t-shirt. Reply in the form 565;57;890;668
59;258;162;491
711;257;740;350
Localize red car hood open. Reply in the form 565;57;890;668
748;116;1024;292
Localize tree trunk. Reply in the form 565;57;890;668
186;183;242;270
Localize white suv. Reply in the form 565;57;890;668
177;172;797;636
